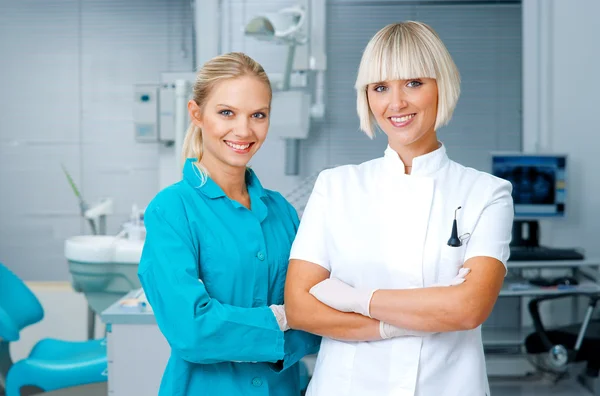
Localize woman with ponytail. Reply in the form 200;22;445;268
138;52;320;395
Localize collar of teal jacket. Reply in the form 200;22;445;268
183;158;269;222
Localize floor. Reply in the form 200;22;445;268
489;376;593;396
36;377;594;396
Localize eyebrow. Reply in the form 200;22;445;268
216;104;270;112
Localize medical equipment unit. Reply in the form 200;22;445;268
0;262;107;396
491;153;584;261
62;165;145;331
64;204;145;318
133;0;327;179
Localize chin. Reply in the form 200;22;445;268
223;157;252;169
387;134;420;147
225;160;250;169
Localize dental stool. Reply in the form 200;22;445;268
524;293;600;381
0;262;107;396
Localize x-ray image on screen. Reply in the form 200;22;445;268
492;154;566;218
494;165;555;205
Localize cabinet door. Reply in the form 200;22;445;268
108;324;170;395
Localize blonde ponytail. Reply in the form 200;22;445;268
181;123;203;165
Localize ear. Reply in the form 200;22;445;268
188;100;203;128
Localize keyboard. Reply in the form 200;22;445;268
509;247;585;261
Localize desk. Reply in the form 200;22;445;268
101;291;315;396
483;257;600;351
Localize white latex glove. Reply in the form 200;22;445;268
432;267;471;287
309;278;376;317
269;304;289;331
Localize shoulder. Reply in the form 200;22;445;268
315;157;384;187
145;181;196;221
263;189;299;222
263;188;294;211
447;160;513;201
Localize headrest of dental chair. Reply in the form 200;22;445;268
0;262;44;341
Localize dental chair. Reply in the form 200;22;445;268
524;292;600;385
0;262;107;396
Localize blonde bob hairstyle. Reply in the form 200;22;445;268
181;52;272;173
355;21;461;138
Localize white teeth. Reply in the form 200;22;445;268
225;141;251;150
391;114;415;123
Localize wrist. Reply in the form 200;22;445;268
368;289;380;319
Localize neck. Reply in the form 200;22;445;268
199;156;247;198
389;131;439;174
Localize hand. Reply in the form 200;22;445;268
269;304;289;331
309;278;376;317
379;322;433;339
432;267;471;287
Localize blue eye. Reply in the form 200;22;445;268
219;110;233;117
373;85;387;92
407;80;423;88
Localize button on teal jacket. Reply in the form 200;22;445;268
138;159;321;396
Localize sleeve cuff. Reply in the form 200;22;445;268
268;330;321;373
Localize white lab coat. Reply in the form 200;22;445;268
290;143;514;396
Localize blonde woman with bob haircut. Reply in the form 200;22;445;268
285;22;514;395
138;52;320;396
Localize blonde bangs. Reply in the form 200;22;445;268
355;25;438;90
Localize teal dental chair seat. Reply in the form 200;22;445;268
0;262;107;396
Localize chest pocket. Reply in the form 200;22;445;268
197;229;250;302
437;243;468;284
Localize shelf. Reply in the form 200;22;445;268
507;258;600;269
482;326;534;347
500;281;600;297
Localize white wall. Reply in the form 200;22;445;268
523;0;600;258
0;0;193;281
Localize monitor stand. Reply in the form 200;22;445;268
510;220;540;248
509;220;585;260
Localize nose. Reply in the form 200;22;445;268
232;118;252;138
389;86;408;111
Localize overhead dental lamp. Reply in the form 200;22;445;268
244;3;325;176
244;7;306;44
244;6;306;90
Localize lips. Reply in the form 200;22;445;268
224;140;254;153
388;113;416;128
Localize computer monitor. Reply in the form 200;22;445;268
491;153;567;248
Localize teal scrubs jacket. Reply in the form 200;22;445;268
138;159;321;396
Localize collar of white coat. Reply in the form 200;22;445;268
383;142;449;177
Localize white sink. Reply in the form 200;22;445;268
65;235;143;264
65;235;117;263
65;235;144;314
